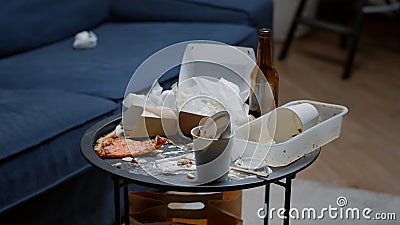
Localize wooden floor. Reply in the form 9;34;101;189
274;15;400;195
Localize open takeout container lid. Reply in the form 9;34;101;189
179;43;256;100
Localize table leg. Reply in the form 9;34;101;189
113;177;121;225
124;184;130;225
283;176;294;225
264;184;270;225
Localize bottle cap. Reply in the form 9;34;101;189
259;28;271;38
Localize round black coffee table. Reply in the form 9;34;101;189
80;114;321;225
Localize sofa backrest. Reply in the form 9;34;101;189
110;0;273;30
0;0;109;58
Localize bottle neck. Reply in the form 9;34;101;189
256;35;273;68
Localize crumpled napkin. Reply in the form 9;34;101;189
73;31;97;49
123;80;177;112
123;78;251;130
174;77;250;128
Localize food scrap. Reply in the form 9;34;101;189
177;156;195;168
112;162;122;168
186;172;195;179
122;157;133;162
94;130;170;158
186;143;194;150
156;150;164;154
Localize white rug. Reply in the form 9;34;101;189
242;179;400;225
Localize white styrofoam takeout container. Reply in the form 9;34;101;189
231;100;348;167
179;43;256;100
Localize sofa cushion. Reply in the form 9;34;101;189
110;0;273;29
0;22;256;100
0;0;109;58
0;88;117;161
0;88;117;211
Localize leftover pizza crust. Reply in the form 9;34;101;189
94;130;169;158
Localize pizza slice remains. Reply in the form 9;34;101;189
94;130;169;158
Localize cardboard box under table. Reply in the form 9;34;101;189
129;191;242;225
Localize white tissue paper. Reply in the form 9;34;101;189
174;77;250;128
122;77;250;138
73;31;97;49
123;81;177;112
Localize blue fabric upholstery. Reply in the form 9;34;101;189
0;88;117;211
0;168;115;225
110;0;273;29
0;0;109;58
0;89;117;160
0;22;255;100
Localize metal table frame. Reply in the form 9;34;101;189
81;114;320;225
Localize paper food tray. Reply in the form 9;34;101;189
231;100;348;167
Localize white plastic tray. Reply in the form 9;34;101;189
231;100;348;167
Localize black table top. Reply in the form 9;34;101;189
80;114;320;192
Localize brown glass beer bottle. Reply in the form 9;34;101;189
249;28;279;118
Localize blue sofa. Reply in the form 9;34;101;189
0;0;273;224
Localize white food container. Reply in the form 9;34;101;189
231;100;348;167
179;43;256;100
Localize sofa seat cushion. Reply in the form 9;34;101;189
0;0;109;58
0;88;117;211
0;22;256;100
110;0;273;29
